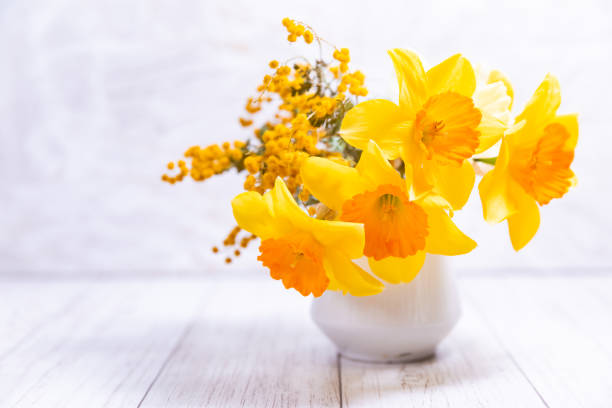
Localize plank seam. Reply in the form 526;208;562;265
465;294;551;408
136;319;195;408
337;353;343;408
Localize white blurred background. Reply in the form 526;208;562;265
1;0;610;278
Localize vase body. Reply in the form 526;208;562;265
311;255;460;363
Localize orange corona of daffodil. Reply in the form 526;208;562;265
340;49;512;210
231;178;384;297
301;140;477;284
479;74;578;250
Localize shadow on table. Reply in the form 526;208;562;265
339;335;503;404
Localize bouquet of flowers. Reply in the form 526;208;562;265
163;19;578;298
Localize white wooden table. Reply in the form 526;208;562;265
1;274;611;407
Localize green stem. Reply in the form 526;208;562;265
474;157;497;165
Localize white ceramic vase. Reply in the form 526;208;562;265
311;255;461;363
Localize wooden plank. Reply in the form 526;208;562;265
340;296;547;408
0;279;205;408
0;281;87;359
3;276;609;407
577;277;612;356
464;276;612;408
139;278;341;408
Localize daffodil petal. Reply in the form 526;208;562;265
426;54;476;97
272;177;315;225
406;160;435;198
507;191;540;251
323;251;383;296
423;159;475;210
479;171;514;224
367;251;426;284
422;205;476;255
231;191;287;239
473;80;512;154
515;74;561;136
554;114;579;151
301;157;367;212
388;49;428;116
486;69;514;109
417;192;454;213
478;141;522;223
325;275;342;292
356;140;405;189
476;115;507;154
340;99;411;159
272;178;366;258
312;222;366;260
569;174;578;188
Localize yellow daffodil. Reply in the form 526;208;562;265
301;140;477;284
479;74;578;250
340;49;512;210
472;66;514;154
231;178;383;297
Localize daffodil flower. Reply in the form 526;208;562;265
231;178;383;297
340;49;512;210
301;140;477;284
479;74;578;250
472;66;514;154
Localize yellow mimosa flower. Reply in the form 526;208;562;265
340;50;512;210
479;74;578;250
301;140;477;284
231;178;383;297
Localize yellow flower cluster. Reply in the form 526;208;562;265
240;113;348;198
327;50;367;97
161;160;188;184
162;18;366;263
282;18;314;43
243;129;345;197
223;226;242;246
339;71;368;97
332;48;350;73
162;141;244;183
212;227;257;264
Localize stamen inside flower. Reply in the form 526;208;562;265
340;184;428;260
414;91;481;165
510;123;575;205
258;233;329;297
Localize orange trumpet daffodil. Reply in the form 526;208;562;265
301;140;477;284
232;178;383;297
479;74;578;250
340;49;512;210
